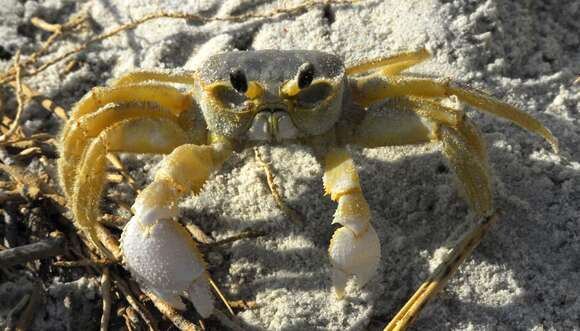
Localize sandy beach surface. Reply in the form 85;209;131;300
0;0;579;330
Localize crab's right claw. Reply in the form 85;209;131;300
120;180;214;318
327;192;381;299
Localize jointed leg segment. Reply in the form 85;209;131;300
58;70;229;317
58;74;199;248
121;142;232;318
59;102;184;198
352;73;558;152
324;149;380;298
348;96;496;329
346;48;430;76
71;117;190;256
59;82;193;143
112;69;196;87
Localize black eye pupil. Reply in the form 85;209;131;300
297;62;315;89
229;68;248;93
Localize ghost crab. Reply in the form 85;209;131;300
57;49;557;328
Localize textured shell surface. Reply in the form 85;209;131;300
197;49;345;84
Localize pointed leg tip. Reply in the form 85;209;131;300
187;279;215;318
332;268;348;300
334;288;345;300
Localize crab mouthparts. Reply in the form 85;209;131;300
247;110;299;142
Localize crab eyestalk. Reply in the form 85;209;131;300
280;61;316;98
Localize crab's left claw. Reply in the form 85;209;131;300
324;149;381;298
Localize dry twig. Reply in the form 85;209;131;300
184;222;214;245
111;273;160;331
100;267;112;331
0;163;48;201
149;292;201;331
119;306;138;331
0;0;358;86
0;133;54;147
15;281;44;331
0;88;4;119
107;153;139;192
254;148;303;224
0;232;65;268
228;300;257;311
204;229;267;248
5;294;29;331
0;50;25;143
53;258;112;268
209;276;235;317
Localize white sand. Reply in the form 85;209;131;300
1;0;579;330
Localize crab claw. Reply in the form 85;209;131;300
120;201;214;318
328;193;381;299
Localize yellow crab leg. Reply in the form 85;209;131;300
70;83;192;120
111;69;196;87
347;97;488;163
58;102;180;198
408;97;488;162
439;124;493;215
348;96;494;214
341;95;497;329
59;83;193;141
346;48;431;76
72;117;189;256
351;74;558;153
121;140;232;317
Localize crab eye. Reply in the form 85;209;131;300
213;85;247;109
295;82;333;108
229;68;248;93
297;62;315;89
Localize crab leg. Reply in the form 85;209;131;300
58;101;182;199
346;48;430;76
354;96;494;215
72;113;231;316
60;83;193;140
351;73;558;152
383;119;494;330
71;117;189;256
111;69;196;87
121;142;232;318
341;94;505;328
324;148;381;298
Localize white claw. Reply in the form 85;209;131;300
328;225;380;298
187;277;214;318
120;208;214;318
